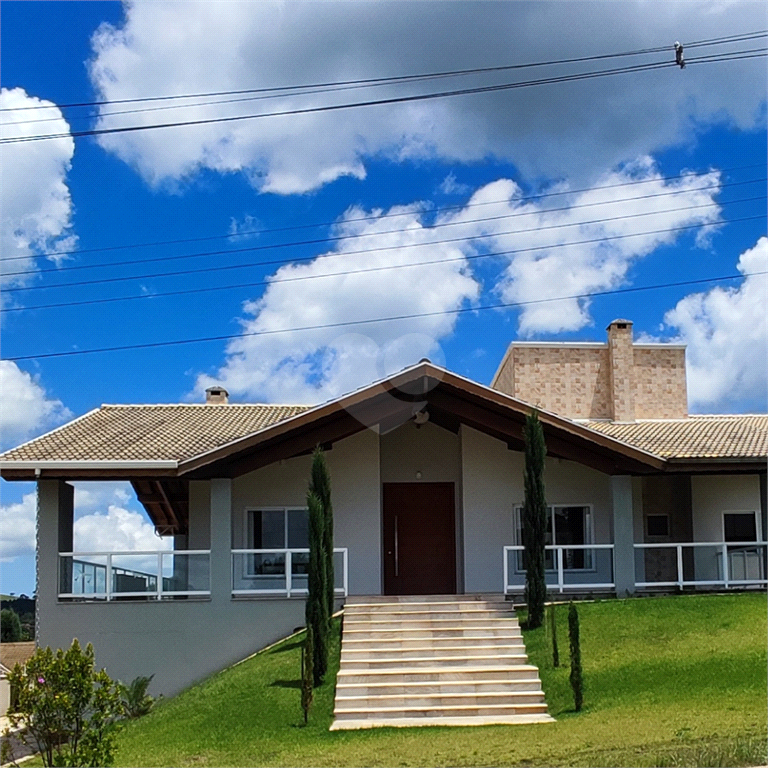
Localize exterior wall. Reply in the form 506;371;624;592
460;426;614;593
491;337;687;420
691;474;762;582
232;429;381;596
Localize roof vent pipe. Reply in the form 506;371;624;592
205;386;229;405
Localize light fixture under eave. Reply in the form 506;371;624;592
413;409;430;427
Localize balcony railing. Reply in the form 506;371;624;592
58;551;211;600
634;541;767;589
503;544;615;594
232;548;348;597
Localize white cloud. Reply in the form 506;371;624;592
0;491;36;561
438;173;471;196
74;506;171;554
195;159;724;399
195;202;479;403
663;237;768;411
444;158;722;335
0;361;72;448
87;2;765;195
0;87;76;290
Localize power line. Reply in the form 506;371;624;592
8;176;762;279
7;195;762;293
5;31;762;115
6;270;765;362
2;48;765;146
5;215;763;315
9;163;762;265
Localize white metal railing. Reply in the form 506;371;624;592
231;547;348;597
503;544;615;594
58;550;211;600
634;541;767;589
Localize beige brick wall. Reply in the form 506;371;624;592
492;338;687;421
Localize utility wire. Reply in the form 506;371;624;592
2;29;763;115
5;215;763;315
2;48;765;146
7;176;762;279
6;270;765;362
6;195;763;293
9;163;761;265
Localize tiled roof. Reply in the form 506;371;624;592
0;642;35;670
0;404;311;463
584;415;768;459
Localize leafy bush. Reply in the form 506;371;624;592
6;639;124;767
118;674;155;719
1;608;21;642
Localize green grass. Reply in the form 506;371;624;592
113;593;766;767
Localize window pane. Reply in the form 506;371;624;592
646;515;670;537
251;510;285;549
554;506;588;569
287;509;309;548
724;513;757;542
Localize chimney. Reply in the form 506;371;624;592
607;319;634;422
205;386;229;405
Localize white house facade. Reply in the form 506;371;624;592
2;321;765;696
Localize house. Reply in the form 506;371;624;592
1;320;765;697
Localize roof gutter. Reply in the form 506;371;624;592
0;460;178;470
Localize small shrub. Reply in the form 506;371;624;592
568;602;583;711
1;609;21;642
6;639;124;767
118;674;155;719
549;603;559;668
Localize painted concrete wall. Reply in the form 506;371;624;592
460;426;615;593
231;429;381;596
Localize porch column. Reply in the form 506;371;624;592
611;475;636;595
209;478;232;603
37;480;74;642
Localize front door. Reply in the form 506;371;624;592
382;482;456;595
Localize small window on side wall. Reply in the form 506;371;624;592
646;514;670;538
723;512;757;543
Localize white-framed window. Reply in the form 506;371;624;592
514;505;594;571
243;507;309;577
722;511;758;543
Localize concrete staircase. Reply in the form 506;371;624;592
330;595;554;730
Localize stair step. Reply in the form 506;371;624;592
342;638;526;650
336;679;543;695
333;702;550;718
340;653;529;669
344;605;513;616
337;665;542;684
341;644;525;658
335;691;546;709
330;713;554;730
342;628;523;639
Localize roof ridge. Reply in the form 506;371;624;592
99;402;313;409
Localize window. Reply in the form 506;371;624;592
247;508;309;549
514;505;593;570
244;508;309;579
646;514;670;538
723;512;757;543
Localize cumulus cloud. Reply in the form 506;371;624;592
74;506;171;554
195;202;480;402
88;2;765;195
196;160;721;399
0;491;36;560
455;157;723;335
663;237;767;411
0;361;71;448
0;87;76;289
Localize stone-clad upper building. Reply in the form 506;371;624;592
491;320;688;421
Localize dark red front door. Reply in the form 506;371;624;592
382;482;456;595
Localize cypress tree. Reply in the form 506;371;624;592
310;448;335;623
568;602;583;712
301;625;314;724
549;603;560;668
306;490;328;685
523;409;548;629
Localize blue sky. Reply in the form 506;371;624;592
1;1;766;596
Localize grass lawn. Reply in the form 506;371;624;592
114;593;766;767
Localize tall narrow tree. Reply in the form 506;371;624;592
306;490;328;685
310;447;335;623
301;624;314;724
568;602;583;711
523;409;548;629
